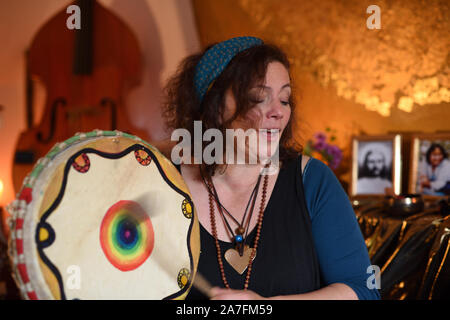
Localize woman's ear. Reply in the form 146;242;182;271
222;88;237;123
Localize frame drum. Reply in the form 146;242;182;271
7;130;199;299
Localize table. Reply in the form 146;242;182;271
354;197;450;299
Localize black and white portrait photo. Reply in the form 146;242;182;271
351;135;401;196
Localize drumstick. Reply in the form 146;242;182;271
129;194;215;298
192;272;214;298
148;241;215;298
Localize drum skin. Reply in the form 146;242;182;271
7;130;200;300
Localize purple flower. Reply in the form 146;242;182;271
324;144;342;169
324;144;338;156
314;140;327;151
309;131;342;170
314;132;327;142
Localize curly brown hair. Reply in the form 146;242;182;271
162;41;301;176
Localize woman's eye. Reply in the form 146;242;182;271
281;100;290;106
249;96;265;103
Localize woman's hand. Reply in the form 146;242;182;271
209;283;360;300
210;287;267;300
420;175;431;188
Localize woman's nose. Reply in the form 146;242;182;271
266;100;284;119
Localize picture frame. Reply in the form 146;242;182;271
350;134;402;197
409;133;450;198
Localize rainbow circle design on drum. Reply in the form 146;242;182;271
100;200;154;271
8;130;200;300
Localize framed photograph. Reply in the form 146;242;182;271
409;133;450;197
350;135;401;197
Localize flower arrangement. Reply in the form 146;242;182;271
303;128;343;170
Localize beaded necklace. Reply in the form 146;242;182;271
202;170;262;255
204;169;268;289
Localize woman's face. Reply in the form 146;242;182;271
224;61;292;164
429;147;444;167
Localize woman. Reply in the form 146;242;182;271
163;36;380;300
418;143;450;196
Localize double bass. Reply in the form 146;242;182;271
12;0;149;192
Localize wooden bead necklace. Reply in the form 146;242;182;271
206;173;268;290
205;171;262;256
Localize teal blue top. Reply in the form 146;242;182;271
303;158;380;299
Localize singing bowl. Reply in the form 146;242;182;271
384;194;425;216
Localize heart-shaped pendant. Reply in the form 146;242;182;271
224;245;256;275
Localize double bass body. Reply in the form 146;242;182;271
13;0;149;192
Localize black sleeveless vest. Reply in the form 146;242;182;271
175;155;322;299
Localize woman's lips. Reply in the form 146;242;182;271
259;129;280;142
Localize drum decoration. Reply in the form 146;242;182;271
99;200;155;272
7;130;200;299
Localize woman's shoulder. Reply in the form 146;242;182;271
282;154;331;174
298;155;351;220
300;155;343;197
441;158;450;168
302;156;336;181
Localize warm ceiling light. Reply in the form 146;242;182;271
0;179;3;202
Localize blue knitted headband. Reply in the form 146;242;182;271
194;36;264;103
